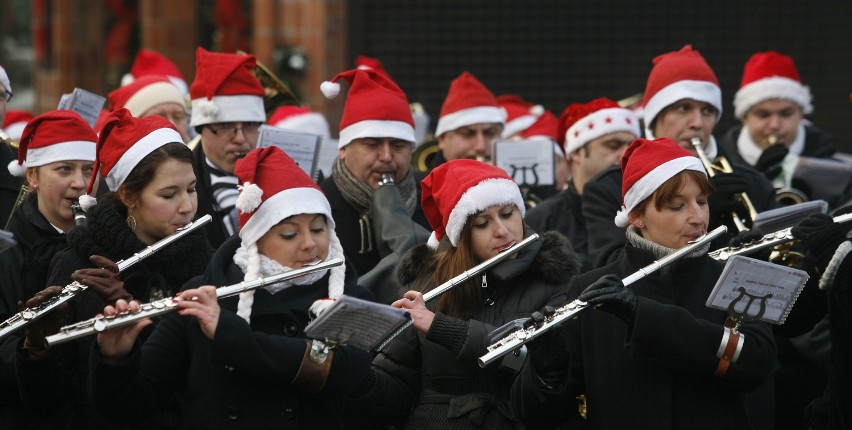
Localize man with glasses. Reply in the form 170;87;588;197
188;48;266;249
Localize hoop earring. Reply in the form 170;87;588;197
127;209;137;232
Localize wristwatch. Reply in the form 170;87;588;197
378;173;395;187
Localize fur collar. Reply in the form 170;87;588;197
397;230;580;286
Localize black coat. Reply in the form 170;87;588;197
320;175;430;277
583;159;777;270
513;246;777;430
89;234;374;429
524;182;592;272
14;195;211;429
346;230;581;429
191;143;233;251
0;142;23;227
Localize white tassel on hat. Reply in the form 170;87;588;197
235;182;263;214
7;160;25;177
320;81;340;99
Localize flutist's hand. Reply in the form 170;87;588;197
20;286;67;359
392;291;435;334
707;172;749;222
754;144;788;180
176;286;220;340
97;299;151;360
579;275;638;326
526;308;570;385
72;255;131;304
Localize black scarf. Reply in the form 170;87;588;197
66;194;211;301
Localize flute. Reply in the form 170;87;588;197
0;214;212;341
46;258;343;346
478;225;727;368
709;212;852;261
374;234;540;351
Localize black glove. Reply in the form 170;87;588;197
727;228;771;261
753;144;789;180
792;214;851;269
708;172;750;220
579;274;637;326
525;306;570;383
19;286;68;359
72;255;131;304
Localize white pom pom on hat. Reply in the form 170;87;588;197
320;81;340;99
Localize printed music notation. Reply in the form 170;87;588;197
705;255;809;325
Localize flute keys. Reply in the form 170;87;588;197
94;318;108;332
21;310;36;320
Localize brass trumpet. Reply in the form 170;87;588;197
691;137;758;232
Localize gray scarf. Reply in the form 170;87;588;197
332;157;418;253
625;225;710;274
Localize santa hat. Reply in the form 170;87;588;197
521;109;564;157
562;98;640;155
0;65;11;99
80;109;182;210
122;49;188;96
233;146;345;320
189;47;265;127
109;75;185;117
435;71;505;137
614;137;705;227
7;110;97;176
2;110;35;142
421;159;525;249
733;51;812;119
320;68;415;148
641;45;722;137
496;94;545;139
268;105;331;140
355;55;392;79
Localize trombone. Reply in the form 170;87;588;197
691;137;758;232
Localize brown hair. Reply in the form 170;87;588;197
628;170;715;219
115;142;193;211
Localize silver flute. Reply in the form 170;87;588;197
478;225;727;368
709;212;852;261
0;214;212;342
46;258;343;346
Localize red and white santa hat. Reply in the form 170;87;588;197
268;105;331;140
320;67;415;148
421;159;525;249
109;75;185;118
189;48;266;127
733;51;812;119
233;146;345;320
355;54;392;79
80;109;182;210
435;71;506;137
2;110;35;142
614;137;705;227
7;110;97;177
641;45;722;138
496;94;545;139
122;49;188;96
561;98;640;155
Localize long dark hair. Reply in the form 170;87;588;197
113;142;193;212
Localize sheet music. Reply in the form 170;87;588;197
58;88;106;128
706;255;808;325
752;199;827;233
257;125;322;180
492;139;555;186
304;295;409;351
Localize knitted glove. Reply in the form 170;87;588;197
525;306;570;383
792;214;852;269
708;172;750;221
579;274;637;326
754;144;789;180
72;255;131;304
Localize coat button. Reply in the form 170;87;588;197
226;405;239;420
284;323;298;336
282;406;296;419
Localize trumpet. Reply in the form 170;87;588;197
709;212;852;261
691;137;758;232
46;258;342;346
478;226;727;368
1;127;17;150
0;214;212;341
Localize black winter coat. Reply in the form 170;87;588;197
89;234;375;429
346;230;580;430
524;182;592;272
513;245;777;430
191;143;233;250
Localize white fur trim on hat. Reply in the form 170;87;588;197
435;106;506;137
613;156;706;227
275;112;332;140
565;107;641;155
123;81;185;117
190;94;265;127
338;119;415;149
502;114;539;139
106;128;183;191
733;76;813;119
642;80;722;137
427;231;440;250
445;178;525;247
239;187;334;247
25;140;97;169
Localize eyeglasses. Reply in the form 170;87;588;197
0;91;10;103
206;122;261;139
